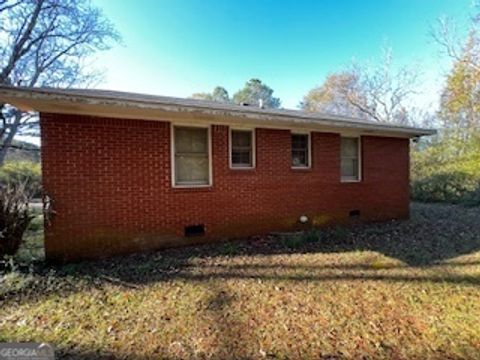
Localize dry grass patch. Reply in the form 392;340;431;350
1;203;479;359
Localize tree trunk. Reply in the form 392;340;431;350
0;136;13;166
0;112;22;167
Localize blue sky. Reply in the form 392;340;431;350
93;0;473;109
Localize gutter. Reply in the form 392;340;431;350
0;86;437;137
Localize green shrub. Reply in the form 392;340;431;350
221;242;239;256
333;226;350;240
411;134;480;205
281;233;303;249
411;172;480;204
462;187;480;207
302;228;320;243
27;215;44;232
0;161;42;198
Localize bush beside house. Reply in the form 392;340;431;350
411;135;480;206
0;158;40;260
0;184;35;258
0;161;42;198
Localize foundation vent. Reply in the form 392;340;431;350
349;210;361;218
185;224;205;237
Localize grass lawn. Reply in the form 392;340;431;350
1;203;479;359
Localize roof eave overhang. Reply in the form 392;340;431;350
0;87;437;138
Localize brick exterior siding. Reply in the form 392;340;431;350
40;113;410;262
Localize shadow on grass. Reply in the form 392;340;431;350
52;346;480;360
2;204;480;359
2;202;480;305
51;341;480;360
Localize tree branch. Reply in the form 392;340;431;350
0;144;39;152
0;0;21;14
0;0;45;84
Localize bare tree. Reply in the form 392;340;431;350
432;7;480;74
302;48;421;125
432;4;480;137
0;0;120;165
300;71;369;119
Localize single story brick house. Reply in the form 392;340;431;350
0;86;434;261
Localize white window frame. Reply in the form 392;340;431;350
229;127;256;169
340;136;362;183
291;131;311;169
171;123;213;188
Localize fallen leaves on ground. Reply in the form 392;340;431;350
0;203;479;359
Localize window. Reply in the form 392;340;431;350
230;129;254;168
173;126;210;186
341;137;361;181
291;133;310;168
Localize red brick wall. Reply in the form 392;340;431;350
40;113;410;261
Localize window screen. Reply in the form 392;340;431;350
341;137;360;181
291;133;309;167
174;126;209;185
231;130;253;167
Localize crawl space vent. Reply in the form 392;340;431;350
349;209;361;217
184;224;205;237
